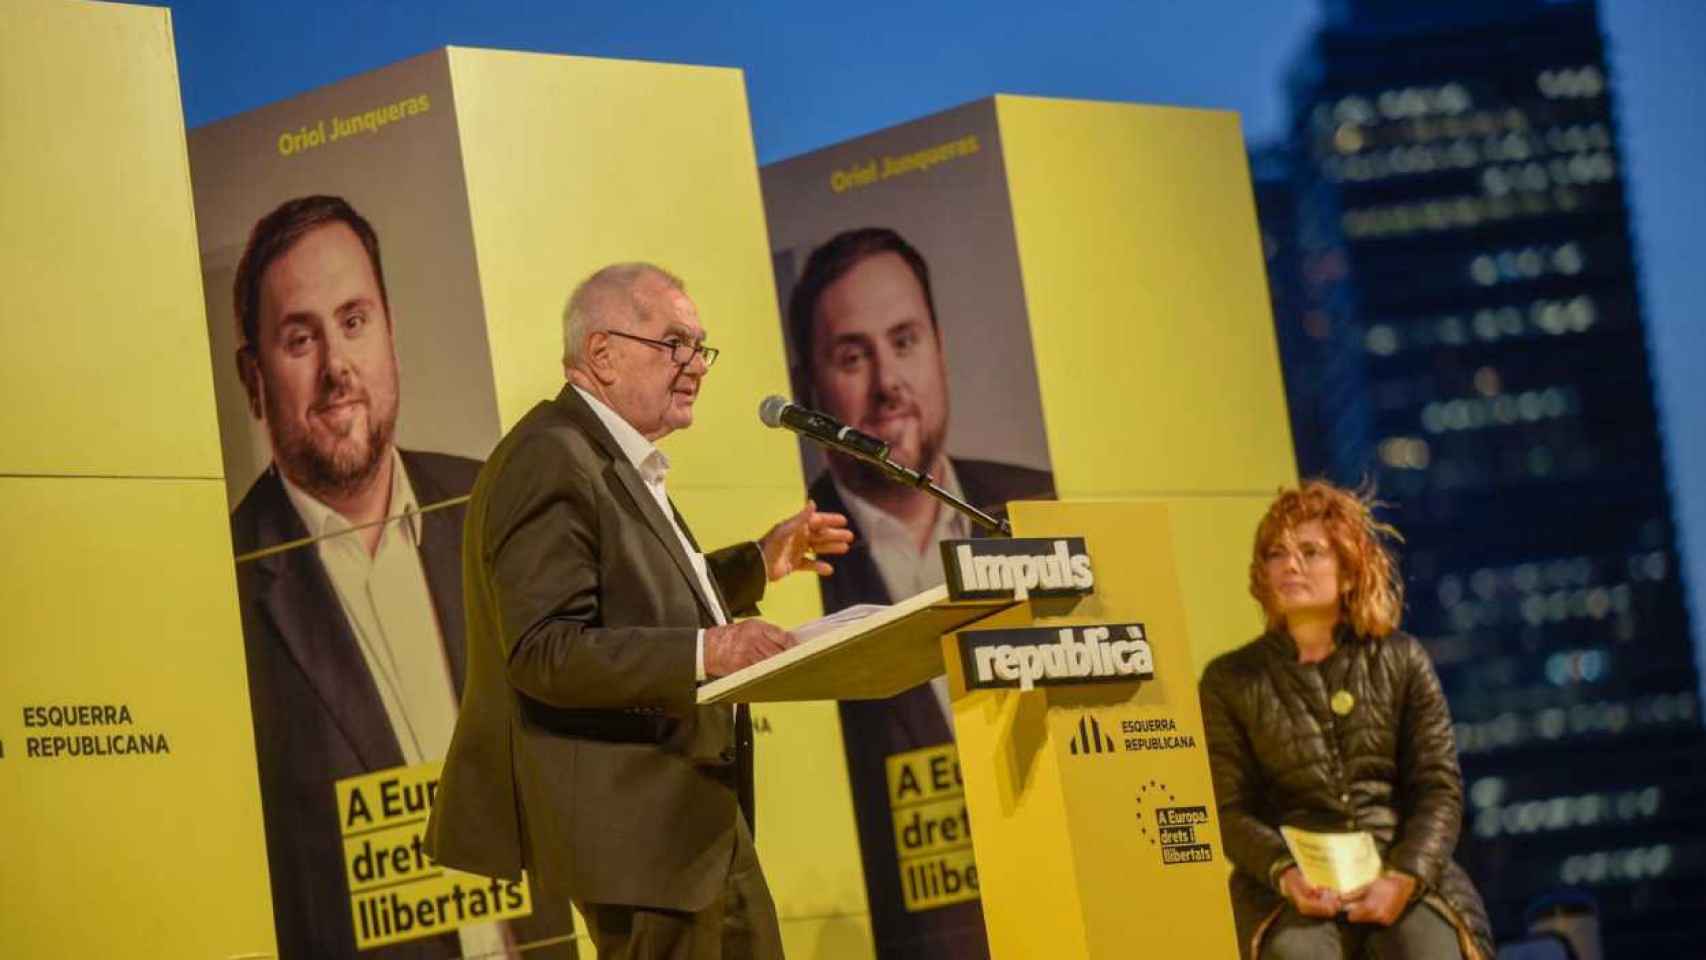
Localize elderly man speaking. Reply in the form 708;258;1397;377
428;263;852;960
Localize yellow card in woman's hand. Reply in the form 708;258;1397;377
1279;825;1382;893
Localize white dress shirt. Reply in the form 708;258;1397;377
281;450;510;960
573;386;729;681
831;459;971;721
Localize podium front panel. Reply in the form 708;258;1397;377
944;499;1241;958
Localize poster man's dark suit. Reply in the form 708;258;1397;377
231;449;572;960
426;385;776;945
808;458;1054;960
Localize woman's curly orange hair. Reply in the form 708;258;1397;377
1248;480;1405;639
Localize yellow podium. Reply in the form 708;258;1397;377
705;498;1241;957
946;499;1241;958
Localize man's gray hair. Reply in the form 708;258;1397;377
562;262;686;366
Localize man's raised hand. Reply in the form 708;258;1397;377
759;500;854;580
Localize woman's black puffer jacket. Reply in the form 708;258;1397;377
1198;627;1495;959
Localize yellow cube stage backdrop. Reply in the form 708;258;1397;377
760;94;1294;957
187;45;865;959
0;2;275;957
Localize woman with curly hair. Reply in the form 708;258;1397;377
1199;481;1494;959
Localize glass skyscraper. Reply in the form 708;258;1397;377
1254;0;1702;951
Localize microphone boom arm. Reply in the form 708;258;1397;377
833;443;1013;537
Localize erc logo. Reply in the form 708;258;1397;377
1068;713;1117;756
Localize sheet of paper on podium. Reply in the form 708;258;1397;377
697;586;1017;704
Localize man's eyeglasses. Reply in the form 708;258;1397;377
608;330;720;368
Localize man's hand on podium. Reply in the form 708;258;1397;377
759;500;854;580
704;619;797;677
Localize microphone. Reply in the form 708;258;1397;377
757;394;1011;535
758;395;890;461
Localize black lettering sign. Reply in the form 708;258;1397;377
939;537;1095;601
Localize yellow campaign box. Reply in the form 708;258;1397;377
336;762;533;950
0;0;224;480
0;480;274;959
0;1;274;958
190;45;862;958
760;93;1293;957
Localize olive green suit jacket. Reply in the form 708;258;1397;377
426;385;767;912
